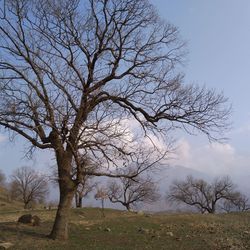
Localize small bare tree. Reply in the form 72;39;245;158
107;175;159;211
0;169;6;186
50;156;98;208
10;166;48;209
95;187;108;217
167;176;238;214
221;192;250;212
75;176;97;208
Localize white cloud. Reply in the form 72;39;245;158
174;138;191;162
78;115;250;192
171;138;250;178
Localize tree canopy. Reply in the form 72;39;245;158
167;176;241;214
10;166;48;209
0;0;230;240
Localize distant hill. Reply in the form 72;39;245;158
157;164;213;185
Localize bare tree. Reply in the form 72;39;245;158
167;176;238;214
72;156;98;208
0;0;230;240
95;187;108;217
0;169;6;186
75;176;97;208
10;166;48;209
221;192;250;212
50;155;97;208
107;174;159;211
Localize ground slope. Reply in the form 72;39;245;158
0;208;250;249
0;186;23;212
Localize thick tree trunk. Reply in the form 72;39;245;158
210;208;215;214
125;203;131;211
49;150;76;240
49;188;75;240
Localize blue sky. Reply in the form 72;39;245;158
151;0;250;183
1;1;250;183
154;0;250;128
153;1;250;135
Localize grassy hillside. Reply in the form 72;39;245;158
0;186;23;212
0;207;250;249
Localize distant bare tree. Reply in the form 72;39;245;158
107;174;159;211
0;169;6;186
0;0;230;240
95;187;108;217
167;176;238;214
10;166;48;209
221;192;250;212
75;176;97;208
71;156;98;208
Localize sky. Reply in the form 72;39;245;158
150;0;250;179
1;1;250;188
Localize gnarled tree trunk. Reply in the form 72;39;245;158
49;152;76;240
124;203;131;212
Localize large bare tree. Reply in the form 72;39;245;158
0;0;230;240
167;176;239;214
10;166;48;209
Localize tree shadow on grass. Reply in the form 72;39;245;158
0;221;50;240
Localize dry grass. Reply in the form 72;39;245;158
0;208;250;249
0;187;23;212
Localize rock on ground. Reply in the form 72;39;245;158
17;214;41;226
